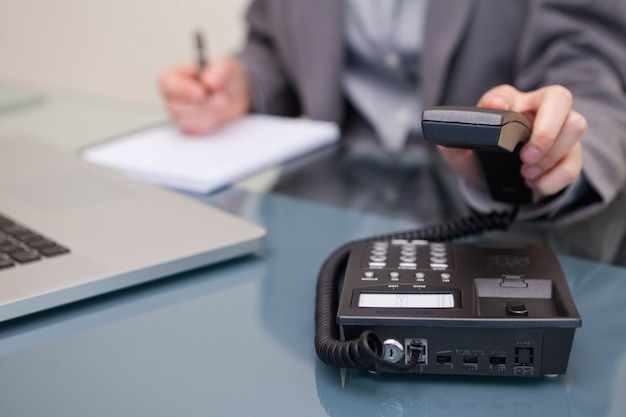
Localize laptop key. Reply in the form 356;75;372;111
0;223;30;237
19;232;45;243
39;245;70;257
9;250;41;264
25;238;56;250
1;244;25;254
0;257;14;269
0;212;71;270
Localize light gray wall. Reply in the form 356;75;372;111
0;0;251;107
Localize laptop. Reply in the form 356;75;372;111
0;135;266;323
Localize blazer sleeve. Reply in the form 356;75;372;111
235;0;302;117
515;0;626;221
461;0;626;224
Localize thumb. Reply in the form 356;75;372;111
201;58;249;100
200;58;233;92
476;84;519;111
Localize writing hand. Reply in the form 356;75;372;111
158;57;252;135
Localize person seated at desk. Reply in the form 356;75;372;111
159;0;626;225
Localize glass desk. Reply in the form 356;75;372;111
0;87;167;150
1;89;625;416
0;188;625;417
0;86;45;116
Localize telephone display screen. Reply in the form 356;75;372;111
358;293;456;309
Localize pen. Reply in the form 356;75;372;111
195;30;208;79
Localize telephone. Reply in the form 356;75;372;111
314;107;581;377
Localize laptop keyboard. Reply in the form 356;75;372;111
0;213;70;270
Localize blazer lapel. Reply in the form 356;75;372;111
284;0;344;122
422;0;478;106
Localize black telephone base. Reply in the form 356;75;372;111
336;240;581;376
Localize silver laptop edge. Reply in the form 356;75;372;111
0;135;266;322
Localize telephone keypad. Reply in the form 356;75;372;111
363;240;454;283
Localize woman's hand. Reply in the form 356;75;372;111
158;57;252;135
438;84;587;198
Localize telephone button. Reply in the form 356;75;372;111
361;271;378;281
506;302;528;316
370;255;387;263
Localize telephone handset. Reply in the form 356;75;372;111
314;107;581;377
422;106;538;204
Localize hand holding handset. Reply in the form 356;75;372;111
422;106;538;204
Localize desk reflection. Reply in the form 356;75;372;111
315;363;570;417
272;145;626;266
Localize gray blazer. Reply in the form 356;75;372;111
237;0;626;221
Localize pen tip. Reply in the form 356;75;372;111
195;30;204;47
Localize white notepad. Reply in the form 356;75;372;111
82;114;340;193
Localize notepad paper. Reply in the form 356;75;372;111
82;114;340;194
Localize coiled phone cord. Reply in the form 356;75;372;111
314;207;519;372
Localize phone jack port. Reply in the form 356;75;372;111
405;338;428;366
